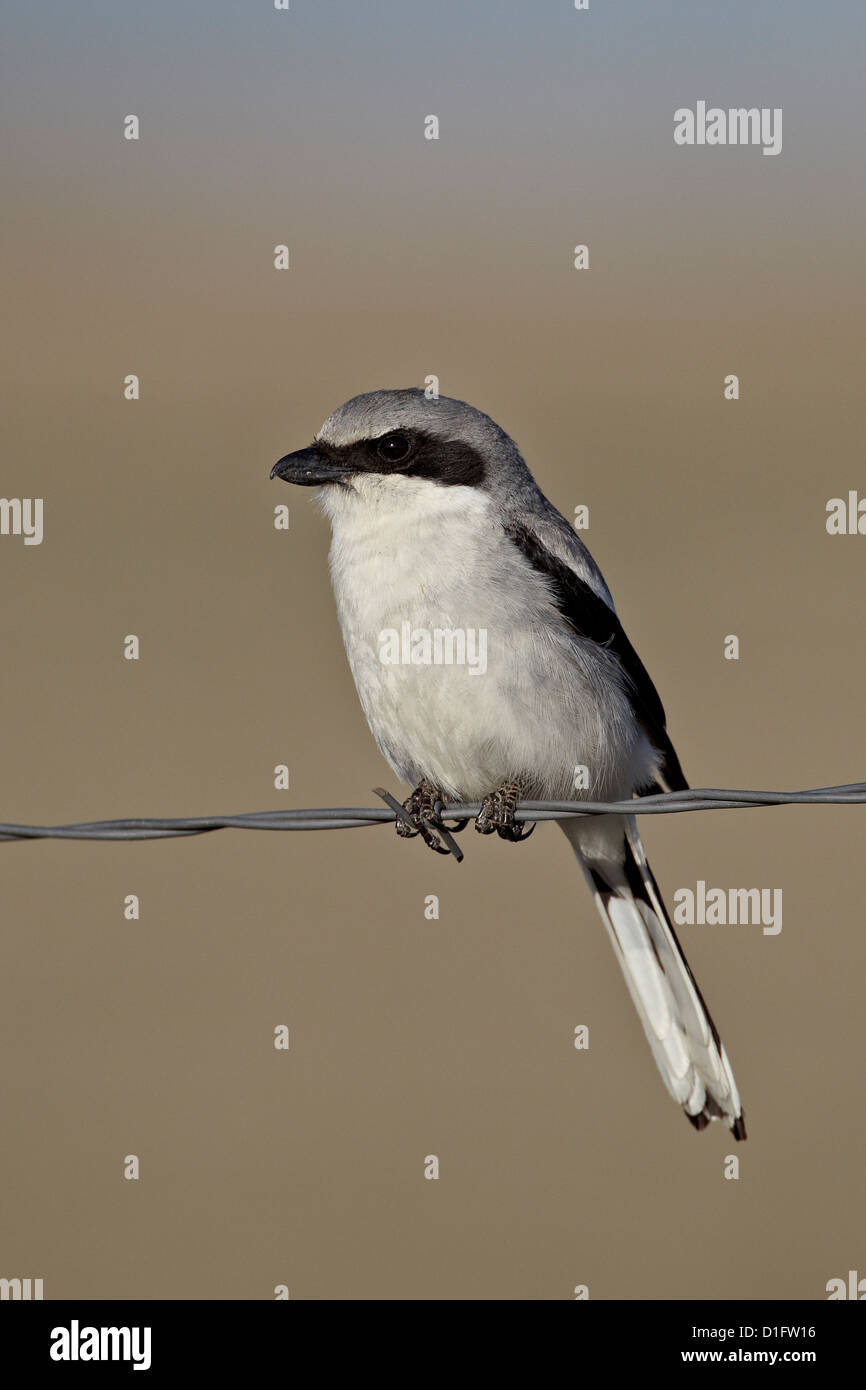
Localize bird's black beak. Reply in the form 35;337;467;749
270;445;350;487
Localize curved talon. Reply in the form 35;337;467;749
419;821;452;855
432;801;469;834
475;783;535;843
500;819;536;842
394;781;458;856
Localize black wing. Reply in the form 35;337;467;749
504;521;688;792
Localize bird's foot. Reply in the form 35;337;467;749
396;780;469;856
474;781;535;842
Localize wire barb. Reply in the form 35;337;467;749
373;786;465;861
0;783;862;846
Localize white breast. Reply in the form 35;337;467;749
320;474;653;802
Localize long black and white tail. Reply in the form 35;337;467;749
563;815;746;1138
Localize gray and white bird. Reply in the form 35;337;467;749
272;388;746;1139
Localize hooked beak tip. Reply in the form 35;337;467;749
271;444;349;487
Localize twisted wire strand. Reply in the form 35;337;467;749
0;783;862;843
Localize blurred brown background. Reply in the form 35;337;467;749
1;1;863;1299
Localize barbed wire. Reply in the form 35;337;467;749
0;783;862;854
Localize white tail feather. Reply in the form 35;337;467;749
563;814;745;1137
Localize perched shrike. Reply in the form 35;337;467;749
272;389;745;1139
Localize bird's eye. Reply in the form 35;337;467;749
376;433;412;464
